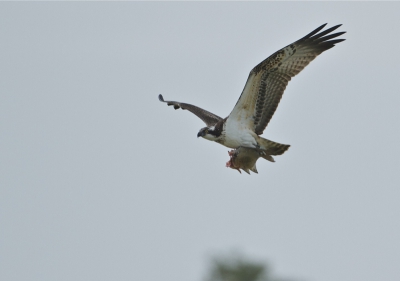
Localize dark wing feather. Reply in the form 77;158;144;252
229;24;346;135
158;94;223;126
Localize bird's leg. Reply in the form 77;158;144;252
255;144;266;155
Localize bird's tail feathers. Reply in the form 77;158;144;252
257;137;290;162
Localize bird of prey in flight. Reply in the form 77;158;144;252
159;24;345;171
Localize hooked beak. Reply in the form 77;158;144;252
197;131;204;138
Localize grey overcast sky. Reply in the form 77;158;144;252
1;2;400;281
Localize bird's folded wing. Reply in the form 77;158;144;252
228;24;345;135
158;94;223;126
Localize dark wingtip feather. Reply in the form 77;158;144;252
322;38;346;46
314;31;346;43
158;94;165;102
335;39;346;43
310;24;343;40
301;23;327;40
299;24;346;51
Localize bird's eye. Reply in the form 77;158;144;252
205;129;208;134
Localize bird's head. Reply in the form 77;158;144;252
197;126;218;141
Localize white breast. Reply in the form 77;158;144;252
222;117;258;148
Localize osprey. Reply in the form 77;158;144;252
159;24;345;170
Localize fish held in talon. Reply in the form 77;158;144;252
226;147;264;175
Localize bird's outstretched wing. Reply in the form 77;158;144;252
158;94;223;126
229;24;346;135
